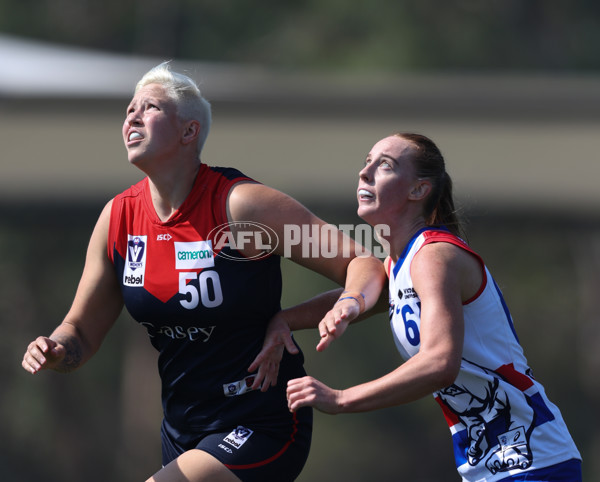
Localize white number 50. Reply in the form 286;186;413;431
179;271;223;309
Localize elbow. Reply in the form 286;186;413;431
438;367;460;389
430;356;461;389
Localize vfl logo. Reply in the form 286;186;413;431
224;426;254;449
124;235;147;287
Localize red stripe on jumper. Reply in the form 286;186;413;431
434;395;461;427
495;363;534;391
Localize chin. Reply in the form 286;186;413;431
127;153;144;165
357;206;374;224
359;207;387;230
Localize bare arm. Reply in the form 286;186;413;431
228;182;385;306
287;242;480;413
22;201;124;374
228;182;386;388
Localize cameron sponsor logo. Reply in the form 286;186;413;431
209;221;278;261
175;240;215;269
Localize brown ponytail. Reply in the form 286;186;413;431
394;133;465;239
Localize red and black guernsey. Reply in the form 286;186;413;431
107;163;306;436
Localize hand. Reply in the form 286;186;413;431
287;376;342;414
315;297;361;352
22;336;66;374
248;312;299;392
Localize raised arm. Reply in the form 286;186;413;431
22;201;124;374
228;182;385;311
286;242;478;413
228;182;386;388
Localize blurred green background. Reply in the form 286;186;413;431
1;1;599;480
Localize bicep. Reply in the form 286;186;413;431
63;201;123;357
228;182;362;285
411;245;465;363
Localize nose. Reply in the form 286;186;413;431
359;163;372;182
125;108;142;126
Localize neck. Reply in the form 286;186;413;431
147;161;201;221
380;216;428;263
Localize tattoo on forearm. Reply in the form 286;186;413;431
53;334;83;373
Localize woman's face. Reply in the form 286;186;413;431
357;135;420;226
122;83;184;167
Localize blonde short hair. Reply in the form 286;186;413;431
136;61;212;153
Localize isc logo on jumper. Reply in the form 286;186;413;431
175;240;215;270
224;426;254;449
124;235;147;287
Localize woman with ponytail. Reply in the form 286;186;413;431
278;133;581;481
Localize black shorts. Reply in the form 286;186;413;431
160;407;312;482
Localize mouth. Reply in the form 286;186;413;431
127;131;143;144
358;188;374;201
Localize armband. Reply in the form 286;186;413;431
336;291;366;313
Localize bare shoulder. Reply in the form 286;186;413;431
98;198;114;222
413;241;464;271
92;199;115;237
415;241;479;268
227;181;315;224
412;241;483;301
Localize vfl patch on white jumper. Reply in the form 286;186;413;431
224;426;254;449
175;241;215;270
124;235;147;287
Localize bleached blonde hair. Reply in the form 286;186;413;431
136;61;212;154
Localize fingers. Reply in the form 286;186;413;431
282;333;299;355
286;376;314;412
286;376;340;414
247;342;286;391
248;320;299;391
250;355;281;392
22;336;57;374
316;300;358;351
247;351;264;375
316;334;334;352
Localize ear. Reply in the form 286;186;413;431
408;179;432;201
181;120;201;145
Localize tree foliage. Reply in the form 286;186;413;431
1;0;599;72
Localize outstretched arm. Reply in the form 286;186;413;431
286;242;477;413
248;286;388;391
228;182;387;390
22;201;124;374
